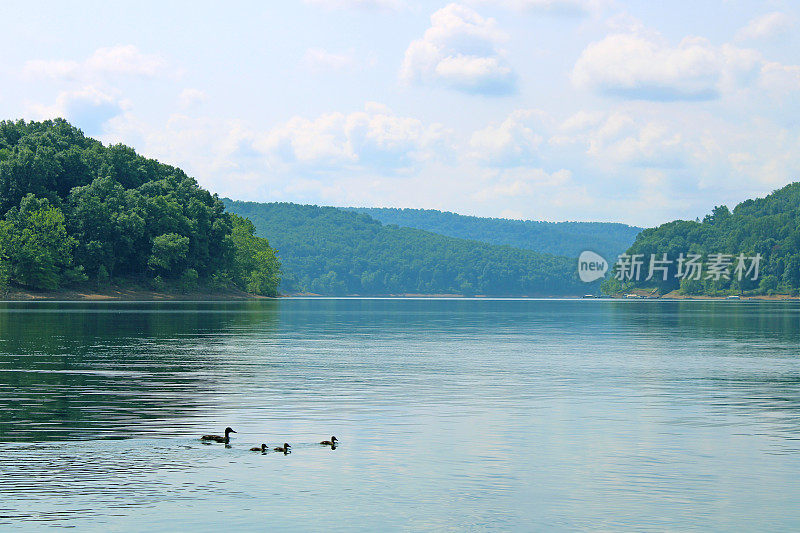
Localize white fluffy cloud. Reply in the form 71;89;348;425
103;113;268;199
469;109;550;166
759;62;800;94
472;168;573;201
462;104;800;220
571;31;800;100
401;3;516;95
582;112;686;169
100;104;452;202
255;102;450;172
29;86;128;135
736;12;794;41
23;45;168;81
472;107;687;172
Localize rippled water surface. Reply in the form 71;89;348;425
1;298;800;531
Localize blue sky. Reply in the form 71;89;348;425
1;0;798;226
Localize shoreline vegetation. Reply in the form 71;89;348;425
0;119;281;298
602;181;800;298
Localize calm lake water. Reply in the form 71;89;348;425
1;298;800;531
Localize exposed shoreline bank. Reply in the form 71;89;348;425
617;289;800;301
2;286;799;301
0;286;272;301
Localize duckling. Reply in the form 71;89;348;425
200;427;236;444
250;444;268;453
273;443;291;454
320;436;338;446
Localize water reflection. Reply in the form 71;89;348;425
0;299;799;530
0;301;278;441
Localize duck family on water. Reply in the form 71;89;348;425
201;428;338;453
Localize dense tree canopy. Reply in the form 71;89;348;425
224;200;591;296
349;207;641;260
604;182;800;296
0;194;77;290
0;119;280;295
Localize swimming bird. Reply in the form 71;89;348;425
250;444;268;453
200;427;236;444
320;436;338;446
273;443;291;454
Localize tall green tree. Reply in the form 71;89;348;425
228;215;280;296
148;233;190;275
0;194;76;289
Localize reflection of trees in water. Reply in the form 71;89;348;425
0;301;278;442
605;300;800;438
276;298;613;335
276;298;800;343
604;300;800;341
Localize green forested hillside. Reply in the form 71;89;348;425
224;200;590;296
604;182;800;296
348;207;641;259
0;119;280;295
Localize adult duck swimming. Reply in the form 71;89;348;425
200;427;236;444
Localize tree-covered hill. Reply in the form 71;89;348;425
0;119;280;296
604;182;800;296
224;200;590;296
347;207;641;260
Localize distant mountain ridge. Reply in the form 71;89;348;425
223;200;594;296
345;207;641;260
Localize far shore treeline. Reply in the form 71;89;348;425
0;119;280;296
605;182;800;297
224;200;597;296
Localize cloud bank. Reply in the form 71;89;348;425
571;30;800;101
